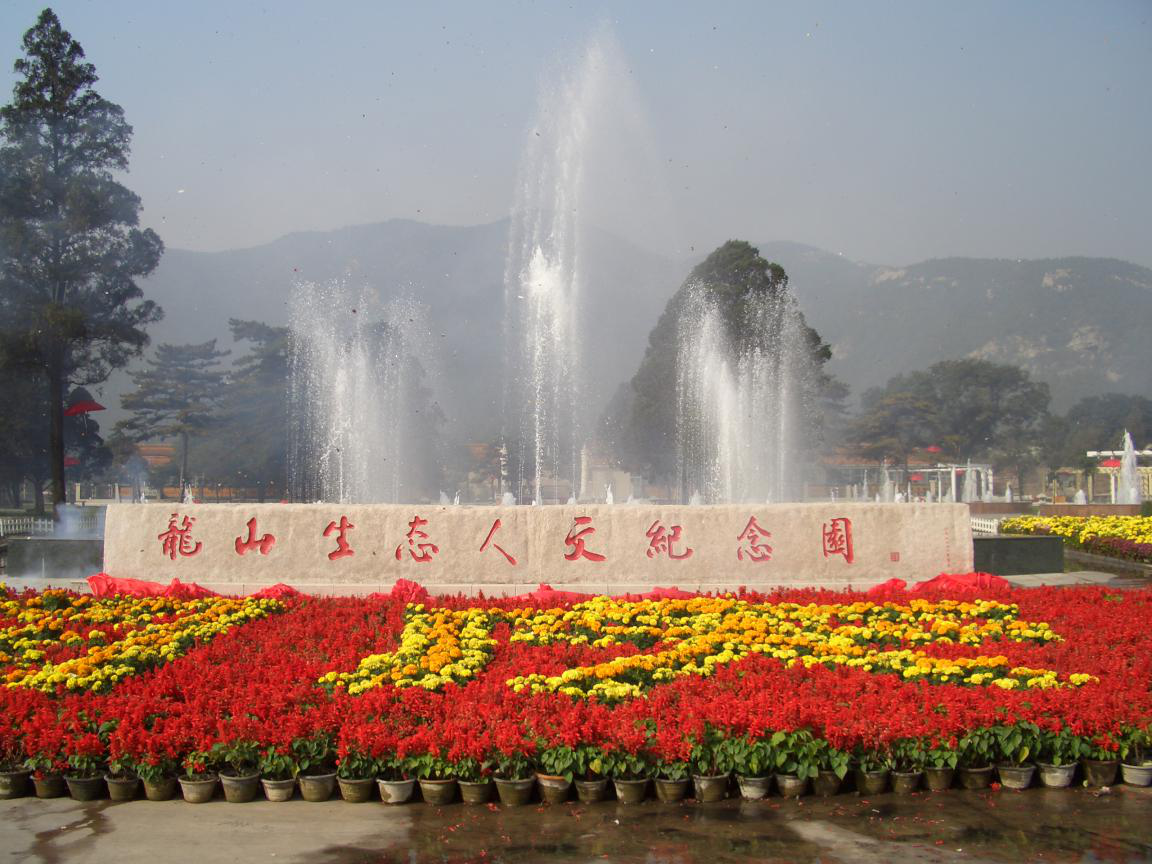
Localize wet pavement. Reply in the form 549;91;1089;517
2;785;1150;863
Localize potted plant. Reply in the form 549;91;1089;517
135;755;179;801
535;745;576;805
730;735;774;800
654;758;690;803
890;738;926;794
923;738;957;791
214;739;261;803
23;720;67;799
0;726;30;799
336;745;379;803
104;752;140;802
1120;726;1152;787
294;734;337;802
812;740;850;797
572;744;609;803
689;726;734;802
993;722;1038;790
258;745;297;802
851;745;889;796
455;756;493;804
179;750;219;803
409;751;458;806
1081;734;1121;787
957;729;995;790
377;752;417;804
1036;727;1082;788
775;731;820;798
64;733;106;801
601;748;652;804
491;750;535;806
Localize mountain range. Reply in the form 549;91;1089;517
119;219;1152;445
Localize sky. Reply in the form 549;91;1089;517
2;0;1150;267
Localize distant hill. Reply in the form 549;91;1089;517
760;244;1152;410
119;222;1152;445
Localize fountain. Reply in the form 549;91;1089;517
675;279;816;503
1073;489;1088;505
1118;430;1143;505
288;282;440;503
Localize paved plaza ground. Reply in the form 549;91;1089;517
1;784;1150;863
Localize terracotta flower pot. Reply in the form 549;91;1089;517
298;772;336;802
261;777;295;802
612;778;648;804
1121;763;1152;787
923;767;954;791
536;773;571;805
105;775;140;802
66;775;105;801
220;772;260;803
33;774;67;799
891;771;923;794
958;766;993;790
458;779;493;804
179;775;218;803
142;777;178;801
1036;763;1076;788
574;778;609;803
494;777;534;806
776;774;807;798
736;775;771;799
379;778;416;804
854;768;889;795
418;778;457;806
995;763;1035;790
812;771;841;797
654;777;689;802
337;777;375;802
0;769;31;799
1082;759;1118;787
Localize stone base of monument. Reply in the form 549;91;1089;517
972;535;1064;576
1;537;103;581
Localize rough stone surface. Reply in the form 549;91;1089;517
104;503;973;595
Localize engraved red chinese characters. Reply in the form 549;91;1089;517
646;520;693;560
235;517;275;556
822;517;854;564
158;513;202;559
564;516;606;562
736;516;773;563
324;516;355;560
480;518;517;565
396;515;439;563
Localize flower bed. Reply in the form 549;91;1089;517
1001;516;1152;564
2;579;1151;801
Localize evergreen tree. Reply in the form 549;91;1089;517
116;341;229;487
0;9;163;513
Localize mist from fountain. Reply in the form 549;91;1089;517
289;282;439;504
674;280;815;504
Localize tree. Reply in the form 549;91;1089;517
196;320;289;500
116;341;229;487
0;9;163;513
1050;393;1152;469
848;359;1051;489
621;240;842;481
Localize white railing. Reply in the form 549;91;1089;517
0;517;56;538
0;513;100;538
970;516;1004;535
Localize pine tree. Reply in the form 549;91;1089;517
117;341;229;487
0;9;163;513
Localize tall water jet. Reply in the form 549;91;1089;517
1119;430;1143;505
289;282;441;503
503;28;660;504
675;265;817;504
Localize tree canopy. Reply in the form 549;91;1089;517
0;8;163;509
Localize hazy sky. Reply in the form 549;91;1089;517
3;1;1150;267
